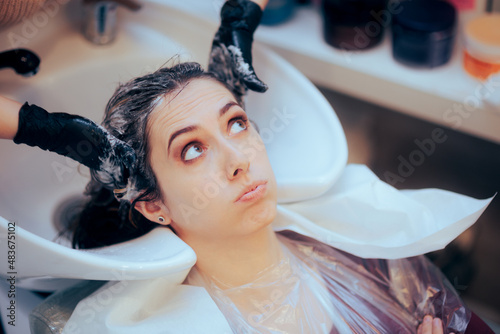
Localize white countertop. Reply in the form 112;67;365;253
150;1;500;143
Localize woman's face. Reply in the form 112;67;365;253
142;78;278;243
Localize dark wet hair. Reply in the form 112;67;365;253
69;62;239;249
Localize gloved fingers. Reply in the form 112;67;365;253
241;71;268;92
210;0;268;94
112;140;136;170
208;41;247;104
89;131;136;189
225;42;268;93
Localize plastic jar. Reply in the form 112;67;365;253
391;0;457;68
463;14;500;80
321;0;388;51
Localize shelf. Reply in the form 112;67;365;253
254;6;500;144
149;0;500;144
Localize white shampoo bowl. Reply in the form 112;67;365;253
0;0;347;289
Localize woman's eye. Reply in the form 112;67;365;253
229;118;248;135
183;143;203;161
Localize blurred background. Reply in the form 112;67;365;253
321;87;500;330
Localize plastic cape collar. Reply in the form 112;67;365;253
274;164;493;259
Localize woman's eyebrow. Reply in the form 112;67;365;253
219;101;239;118
167;101;240;155
167;125;198;154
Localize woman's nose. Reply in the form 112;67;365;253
223;142;250;179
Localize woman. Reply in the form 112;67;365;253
0;0;494;333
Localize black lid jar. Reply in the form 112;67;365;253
322;0;389;51
392;0;457;68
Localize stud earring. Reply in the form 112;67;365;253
158;216;165;223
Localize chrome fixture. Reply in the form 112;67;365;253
82;0;141;45
0;48;40;77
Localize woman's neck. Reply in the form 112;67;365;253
187;226;284;288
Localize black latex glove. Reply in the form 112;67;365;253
209;0;268;100
13;102;135;187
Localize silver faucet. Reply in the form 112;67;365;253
82;0;141;45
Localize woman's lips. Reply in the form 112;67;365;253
235;181;268;203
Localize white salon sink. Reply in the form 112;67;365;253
0;0;347;288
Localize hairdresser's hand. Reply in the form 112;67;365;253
417;316;455;334
209;0;268;93
13;102;135;181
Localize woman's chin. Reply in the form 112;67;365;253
242;201;277;231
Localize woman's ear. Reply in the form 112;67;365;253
134;200;172;226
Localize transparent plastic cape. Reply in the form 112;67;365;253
186;231;470;334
